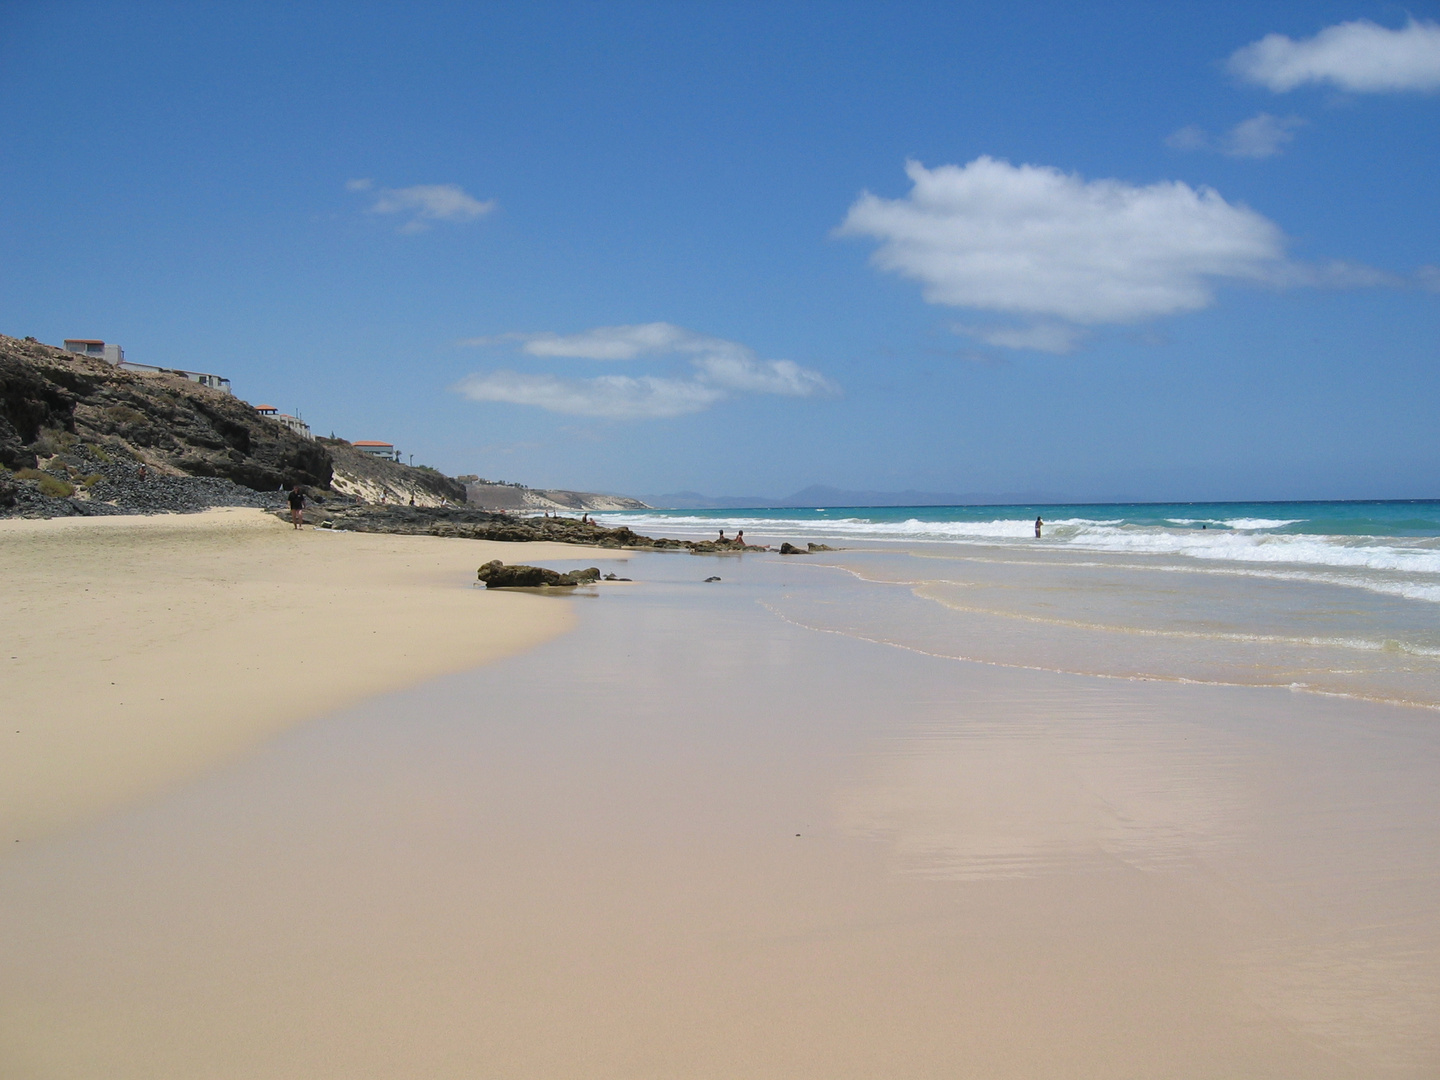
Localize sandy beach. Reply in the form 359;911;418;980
0;508;629;844
2;538;1439;1077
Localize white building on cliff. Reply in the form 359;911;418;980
254;405;312;440
64;338;232;394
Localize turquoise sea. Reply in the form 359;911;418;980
597;501;1440;709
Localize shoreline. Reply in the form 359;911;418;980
1;507;631;845
3;549;1438;1075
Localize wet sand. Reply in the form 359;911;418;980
3;549;1438;1077
0;508;627;843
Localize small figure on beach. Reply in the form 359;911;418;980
137;465;148;481
1034;516;1043;538
288;485;306;530
735;530;745;546
718;529;726;542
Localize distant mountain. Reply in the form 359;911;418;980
778;485;1070;508
645;485;1070;510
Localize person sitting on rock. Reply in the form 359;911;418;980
718;529;726;542
734;530;745;546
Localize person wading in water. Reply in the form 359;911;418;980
1034;515;1043;538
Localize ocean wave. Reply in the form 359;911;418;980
603;513;1120;541
1221;518;1303;530
860;549;1440;607
598;512;1440;585
1060;527;1440;575
1164;517;1304;529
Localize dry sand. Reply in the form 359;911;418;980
0;508;626;844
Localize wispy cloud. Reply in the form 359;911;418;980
516;323;704;360
348;181;496;233
955;323;1087;355
1166;113;1307;158
837;157;1390;352
1229;18;1440;93
454;372;726;419
454;323;838;419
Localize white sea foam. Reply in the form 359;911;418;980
598;512;1440;602
604;513;1120;542
1221;517;1303;530
1060;526;1440;574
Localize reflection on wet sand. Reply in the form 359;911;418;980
835;699;1246;879
833;667;1440;1071
2;553;1438;1078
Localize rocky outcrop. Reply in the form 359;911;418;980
0;335;331;509
325;438;467;508
306;503;654;545
476;561;603;588
685;538;768;554
463;479;649;512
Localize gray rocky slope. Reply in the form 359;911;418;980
0;335;653;543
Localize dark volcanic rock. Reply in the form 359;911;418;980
0;335;331;513
476;560;604;588
307;503;664;548
1;439;288;519
778;542;808;554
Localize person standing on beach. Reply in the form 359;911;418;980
288;485;306;530
1034;516;1043;538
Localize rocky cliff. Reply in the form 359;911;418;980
463;479;649;512
0;335;331;495
0;333;650;521
324;438;467;507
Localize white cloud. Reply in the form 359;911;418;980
517;322;705;360
1166;113;1306;158
837;157;1288;326
693;354;837;395
454;372;725;419
455;323;838;418
356;182;496;233
1229;18;1440;92
956;322;1087;354
1225;113;1306;158
1164;125;1211;152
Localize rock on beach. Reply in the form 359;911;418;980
476;561;603;588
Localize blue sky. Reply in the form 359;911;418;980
1;1;1436;501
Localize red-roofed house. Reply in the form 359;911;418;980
353;440;400;461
